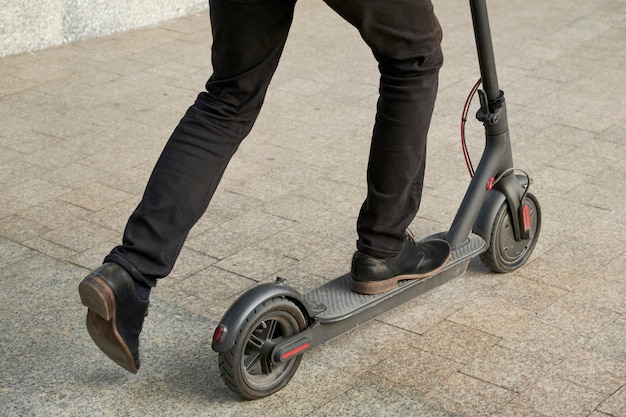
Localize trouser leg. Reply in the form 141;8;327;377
106;0;297;287
323;0;444;258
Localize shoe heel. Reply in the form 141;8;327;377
79;275;115;320
350;277;398;295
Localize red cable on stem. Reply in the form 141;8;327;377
461;78;482;178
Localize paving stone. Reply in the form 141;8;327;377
214;246;299;282
257;211;354;261
293;238;354;279
309;376;454;417
417;262;503;308
65;240;120;269
584;413;613;417
0;74;37;95
3;179;70;209
260;193;338;222
448;297;534;337
0;148;42;183
568;276;626;316
527;166;592;203
306;320;418;377
518;244;607;292
423;371;518;416
533;192;606;238
186;211;296;259
552;348;626;395
497;318;589;363
536;296;620;338
462;345;553;393
586;316;626;360
0;214;54;243
411;320;500;365
58;182;135;212
166;246;218;281
482;275;567;313
24;239;78;261
86;200;138;232
38;161;107;189
379;298;459;336
368;346;460;396
597;384;626;417
0;238;37;269
41;218;119;252
18;199;93;229
502;376;606;417
159;266;255;319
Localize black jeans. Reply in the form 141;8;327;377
105;0;444;287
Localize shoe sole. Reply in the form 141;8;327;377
350;253;451;295
79;275;138;374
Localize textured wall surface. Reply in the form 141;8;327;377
0;0;207;57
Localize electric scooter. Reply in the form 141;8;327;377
211;0;542;400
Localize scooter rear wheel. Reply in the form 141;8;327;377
218;297;307;400
480;192;541;273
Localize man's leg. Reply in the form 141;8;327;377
323;0;450;294
107;0;298;288
79;0;297;373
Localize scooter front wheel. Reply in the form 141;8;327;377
218;297;307;400
480;192;541;273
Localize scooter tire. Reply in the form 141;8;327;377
218;296;307;400
480;192;541;273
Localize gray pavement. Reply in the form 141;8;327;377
1;0;625;416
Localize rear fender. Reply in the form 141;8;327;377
211;278;325;353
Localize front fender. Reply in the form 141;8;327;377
473;174;530;248
211;278;325;353
473;189;506;248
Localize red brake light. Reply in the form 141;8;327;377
213;325;225;343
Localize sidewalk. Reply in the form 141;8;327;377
1;0;625;416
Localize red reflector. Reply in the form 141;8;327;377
487;177;495;191
281;342;310;360
522;205;531;231
213;325;225;343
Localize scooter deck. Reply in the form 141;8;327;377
304;233;485;324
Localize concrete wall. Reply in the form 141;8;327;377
0;0;208;57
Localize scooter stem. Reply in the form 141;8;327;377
446;0;518;249
470;0;501;103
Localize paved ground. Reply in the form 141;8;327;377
1;0;626;416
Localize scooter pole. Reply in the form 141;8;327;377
446;0;525;249
470;0;502;105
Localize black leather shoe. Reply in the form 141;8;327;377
78;263;149;373
350;236;451;295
